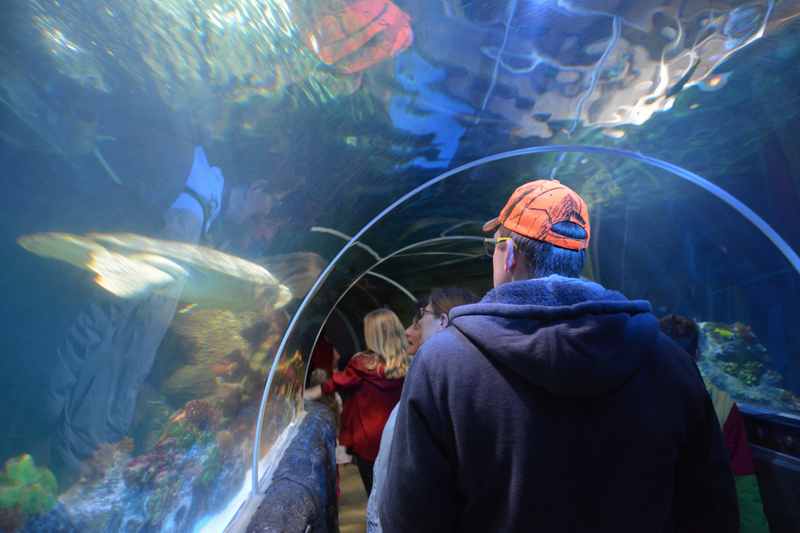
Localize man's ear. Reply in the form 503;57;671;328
440;314;450;328
504;241;516;272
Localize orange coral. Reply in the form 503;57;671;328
184;400;221;431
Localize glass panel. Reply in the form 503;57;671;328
364;151;800;416
2;0;800;531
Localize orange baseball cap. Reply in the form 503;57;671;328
483;179;591;251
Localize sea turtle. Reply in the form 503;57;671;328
17;232;293;312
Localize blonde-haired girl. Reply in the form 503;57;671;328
305;308;408;495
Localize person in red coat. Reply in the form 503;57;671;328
305;308;408;494
309;332;340;379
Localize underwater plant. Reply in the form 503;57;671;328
719;360;765;387
80;438;134;484
196;448;222;489
165;420;206;451
184;399;221;431
733;321;756;343
713;326;735;339
0;454;58;530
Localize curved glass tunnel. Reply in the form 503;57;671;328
1;0;800;531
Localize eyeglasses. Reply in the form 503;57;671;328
483;237;514;257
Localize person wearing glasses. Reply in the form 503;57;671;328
367;288;477;533
380;180;738;533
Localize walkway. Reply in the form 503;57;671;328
338;463;367;533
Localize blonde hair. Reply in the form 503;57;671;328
364;308;409;379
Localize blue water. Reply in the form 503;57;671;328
2;0;800;530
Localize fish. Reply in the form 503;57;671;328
17;232;293;313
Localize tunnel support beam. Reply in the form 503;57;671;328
251;144;800;496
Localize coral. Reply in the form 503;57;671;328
718;360;764;386
0;454;58;527
166;421;206;450
196;448;222;489
712;327;734;339
123;450;166;488
80;438;134;484
733;321;755;343
184;400;221;431
153;401;220;453
698;321;800;413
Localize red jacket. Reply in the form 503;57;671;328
310;337;335;376
322;351;403;461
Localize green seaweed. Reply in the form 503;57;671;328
713;327;735;339
165;420;203;450
196;448;222;489
163;417;215;451
719;360;765;387
0;454;58;516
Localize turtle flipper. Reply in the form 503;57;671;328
88;249;177;298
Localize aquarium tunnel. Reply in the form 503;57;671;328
2;1;800;531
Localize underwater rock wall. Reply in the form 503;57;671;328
699;321;800;413
247;401;338;533
16;400;250;532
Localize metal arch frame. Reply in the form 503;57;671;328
298;235;484;402
250;237;482;492
327;236;486;313
300;267;423;388
310;226;381;260
302;249;478;387
251;144;800;494
398;252;486;273
365;271;418;302
396;251;480;258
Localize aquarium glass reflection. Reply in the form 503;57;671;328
2;0;800;531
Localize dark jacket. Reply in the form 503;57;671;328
380;276;738;533
322;351;404;461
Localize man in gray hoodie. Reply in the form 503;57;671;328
380;179;739;532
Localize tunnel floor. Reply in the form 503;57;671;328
338;463;368;533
